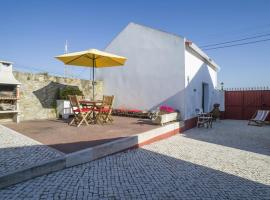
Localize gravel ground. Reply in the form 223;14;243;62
0;120;269;199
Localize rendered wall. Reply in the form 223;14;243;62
12;71;103;121
97;23;186;113
184;49;219;120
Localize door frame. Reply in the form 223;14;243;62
202;82;209;112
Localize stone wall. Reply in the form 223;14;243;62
14;71;103;121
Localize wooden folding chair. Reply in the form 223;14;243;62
96;95;115;125
68;95;91;127
248;110;270;126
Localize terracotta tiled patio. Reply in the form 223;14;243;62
5;116;160;154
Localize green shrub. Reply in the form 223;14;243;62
59;86;83;100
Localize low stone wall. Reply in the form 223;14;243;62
13;71;103;121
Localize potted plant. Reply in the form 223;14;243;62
56;86;83;119
149;105;180;126
210;103;221;120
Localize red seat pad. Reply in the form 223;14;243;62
73;108;91;113
95;108;110;112
101;108;110;112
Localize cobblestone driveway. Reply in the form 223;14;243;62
0;120;269;199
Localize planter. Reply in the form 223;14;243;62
56;100;73;119
152;112;179;126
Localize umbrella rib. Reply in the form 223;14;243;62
93;55;125;66
64;53;125;67
84;54;94;61
107;57;126;66
65;54;87;65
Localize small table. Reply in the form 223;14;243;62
79;100;103;124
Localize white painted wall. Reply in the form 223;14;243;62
212;90;225;111
96;23;186;113
184;48;219;119
96;22;222;120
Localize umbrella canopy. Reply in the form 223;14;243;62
55;49;127;99
55;49;127;68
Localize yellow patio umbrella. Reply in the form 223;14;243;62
55;49;127;99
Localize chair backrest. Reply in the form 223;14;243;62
68;95;83;112
195;108;203;115
102;95;115;110
254;110;270;121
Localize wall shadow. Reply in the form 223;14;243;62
0;143;269;199
149;63;216;121
32;82;80;108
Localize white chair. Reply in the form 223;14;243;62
196;108;213;128
248;110;269;126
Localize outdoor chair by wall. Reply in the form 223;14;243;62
96;95;115;125
68;95;91;127
248;110;270;126
196;108;213;128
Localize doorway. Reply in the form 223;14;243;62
202;83;209;112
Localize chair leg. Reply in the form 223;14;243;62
69;117;75;126
69;115;80;126
104;112;113;124
108;115;113;123
197;118;200;127
95;112;103;125
97;112;112;125
248;120;262;126
86;111;94;124
76;113;90;127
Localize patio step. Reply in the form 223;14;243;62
66;121;183;167
0;121;183;189
0;157;66;189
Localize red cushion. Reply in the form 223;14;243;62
101;108;110;112
73;108;91;113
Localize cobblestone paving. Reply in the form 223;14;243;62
0;125;63;176
0;120;269;199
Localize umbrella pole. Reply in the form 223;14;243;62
92;59;95;100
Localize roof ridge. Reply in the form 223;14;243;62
128;22;185;39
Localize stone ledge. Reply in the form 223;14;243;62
66;121;183;167
0;121;183;189
0;157;66;189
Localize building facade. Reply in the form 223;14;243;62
97;23;222;120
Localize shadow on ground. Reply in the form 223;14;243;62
49;138;126;153
183;120;270;156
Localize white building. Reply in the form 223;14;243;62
97;22;223;121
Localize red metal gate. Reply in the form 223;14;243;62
225;89;270;120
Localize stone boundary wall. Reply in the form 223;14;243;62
13;71;103;121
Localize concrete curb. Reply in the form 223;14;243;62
66;121;182;167
0;157;66;189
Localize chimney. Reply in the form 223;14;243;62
0;61;21;85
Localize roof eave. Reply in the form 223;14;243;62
185;40;220;71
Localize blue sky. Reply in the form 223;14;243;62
1;0;270;88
